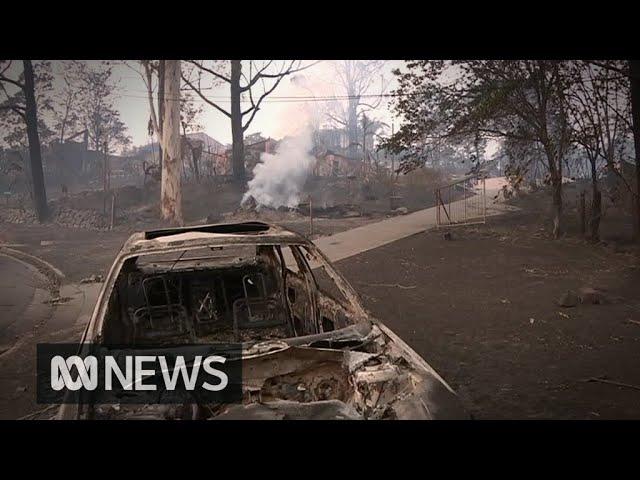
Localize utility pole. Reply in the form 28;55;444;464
391;122;395;177
103;141;110;194
102;141;110;214
362;115;367;176
22;60;48;222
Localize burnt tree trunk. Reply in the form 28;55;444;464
23;60;48;222
160;60;183;224
191;145;201;182
551;175;563;239
630;60;640;241
545;145;563;239
589;158;601;241
230;60;245;183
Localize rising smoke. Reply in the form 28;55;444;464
242;127;315;209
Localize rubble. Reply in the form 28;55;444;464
557;291;579;307
343;210;361;218
557;288;616;307
240;195;257;212
297;203;363;219
79;274;104;284
393;207;409;215
0;205;108;230
579;287;610;305
44;296;73;305
205;213;223;224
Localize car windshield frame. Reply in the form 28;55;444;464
89;239;369;345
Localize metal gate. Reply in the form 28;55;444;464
436;174;487;227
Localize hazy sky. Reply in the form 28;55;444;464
2;60;501;157
107;60;406;147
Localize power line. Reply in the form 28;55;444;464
117;91;401;104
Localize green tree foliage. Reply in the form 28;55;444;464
385;60;575;237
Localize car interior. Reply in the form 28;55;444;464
101;243;354;345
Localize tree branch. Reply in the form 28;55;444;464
242;71;291;131
140;61;161;141
187;60;230;84
0;74;24;90
181;74;231;118
241;60;321;92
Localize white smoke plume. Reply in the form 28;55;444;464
242;127;315;209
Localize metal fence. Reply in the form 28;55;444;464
436;174;487;227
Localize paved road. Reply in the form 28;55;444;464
0;255;43;345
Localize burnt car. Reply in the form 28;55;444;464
57;222;468;420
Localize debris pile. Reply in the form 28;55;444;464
0;205;108;230
80;274;104;284
296;203;363;219
557;287;616;307
225;204;303;223
241;195;258;212
54;207;108;230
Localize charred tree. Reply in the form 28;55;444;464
589;161;602;241
546;147;564;239
328;61;387;159
182;60;317;184
161;60;183;224
230;60;245;182
23;60;48;222
191;145;201;181
630;60;640;241
181;134;201;183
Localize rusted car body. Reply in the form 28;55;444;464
57;222;468;420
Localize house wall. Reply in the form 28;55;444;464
314;154;361;177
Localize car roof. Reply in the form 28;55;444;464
121;221;310;255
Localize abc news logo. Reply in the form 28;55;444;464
37;344;242;404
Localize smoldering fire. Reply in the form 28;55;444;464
241;127;316;209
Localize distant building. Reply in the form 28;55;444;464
313;148;362;177
224;137;279;175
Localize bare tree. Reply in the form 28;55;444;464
0;60;51;221
629;61;640;240
182;60;318;182
326;60;387;158
180;90;203;182
566;61;630;241
22;60;48;221
52;61;84;143
161;60;183;224
586;60;640;240
135;60;165;162
133;60;210;168
75;62;130;155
